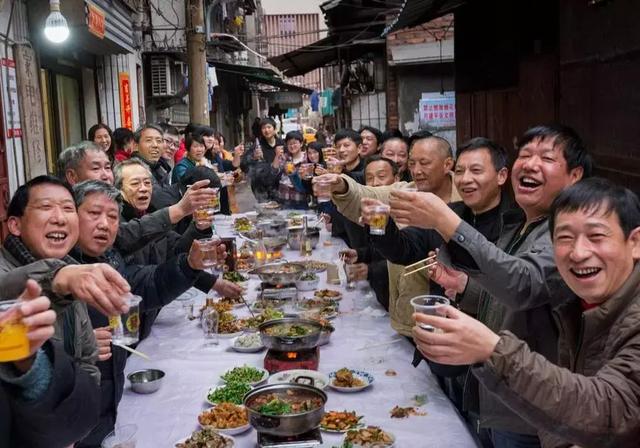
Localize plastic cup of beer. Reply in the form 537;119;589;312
300;163;314;180
101;424;138;448
109;295;143;346
208;188;221;213
315;178;333;203
326;159;343;174
410;295;449;332
368;204;391;235
196;236;221;268
0;300;30;362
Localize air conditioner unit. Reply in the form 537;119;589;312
150;56;179;96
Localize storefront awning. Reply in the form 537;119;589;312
268;33;385;77
382;0;468;36
208;61;313;94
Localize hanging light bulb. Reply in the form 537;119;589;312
44;0;70;43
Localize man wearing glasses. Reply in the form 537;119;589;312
158;123;180;171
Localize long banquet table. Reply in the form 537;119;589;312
117;214;478;447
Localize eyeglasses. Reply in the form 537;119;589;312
163;138;179;148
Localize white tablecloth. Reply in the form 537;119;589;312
117;215;478;447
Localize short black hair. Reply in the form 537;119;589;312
185;132;205;152
157;122;179;136
364;155;399;176
307;142;325;164
134;124;164;143
550;177;640;239
334;128;362;146
112;127;135;151
381;128;405;144
194;126;215;138
8;175;74;218
260;118;277;129
285;130;304;143
517;124;593;178
359;126;382;145
177;166;222;195
457;137;509;171
407;129;433;149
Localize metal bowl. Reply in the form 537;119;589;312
249;262;306;285
127;369;165;394
258;318;322;351
244;383;327;436
240;231;288;252
256;218;288;237
256;202;281;216
287;226;320;250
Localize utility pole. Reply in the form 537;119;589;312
186;0;208;124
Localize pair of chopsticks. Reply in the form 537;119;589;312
113;342;151;360
402;254;438;277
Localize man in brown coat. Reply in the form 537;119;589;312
413;177;640;448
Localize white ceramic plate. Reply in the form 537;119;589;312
216;330;244;339
327;369;375;393
220;366;269;386
174;430;235;447
267;369;330;390
198;405;251;436
341;427;395;447
231;335;265;353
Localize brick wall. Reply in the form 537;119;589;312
386;14;454;130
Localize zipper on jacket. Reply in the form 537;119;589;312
572;314;586;371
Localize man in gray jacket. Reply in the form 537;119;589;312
389;125;592;447
0;175;132;383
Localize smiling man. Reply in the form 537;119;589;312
413;178;640;448
392;125;592;447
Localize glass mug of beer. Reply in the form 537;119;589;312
0;300;30;362
368;204;391;235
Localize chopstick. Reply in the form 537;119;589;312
357;338;403;351
113;342;151;361
404;253;438;271
402;260;438;277
240;294;256;318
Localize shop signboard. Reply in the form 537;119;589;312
1;58;22;139
86;1;106;39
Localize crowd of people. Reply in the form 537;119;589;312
0;117;639;448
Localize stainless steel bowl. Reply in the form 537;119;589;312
258;318;322;351
287;226;320;250
249;262;306;285
127;369;165;394
240;231;288;252
256;218;288;237
244;383;327;436
318;325;335;346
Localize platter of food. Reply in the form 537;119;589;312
233;217;253;233
220;365;269;386
342;426;395;447
206;383;253;406
174;428;235;448
217;296;245;309
240;308;285;332
295;259;330;273
216;312;244;338
231;333;264;353
267;369;330;390
198;403;251;435
328;368;375;393
314;289;343;301
320;410;364;433
222;272;249;289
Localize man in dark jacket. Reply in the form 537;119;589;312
414;178;640;448
130;124;182;210
391;125;592;447
0;280;100;448
241;117;285;201
69;180;215;446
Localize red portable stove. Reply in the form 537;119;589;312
264;347;320;374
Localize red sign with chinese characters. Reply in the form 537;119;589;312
86;1;106;39
119;72;133;130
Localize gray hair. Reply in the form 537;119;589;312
134;123;164;143
57;141;104;177
72;179;122;212
113;159;152;189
